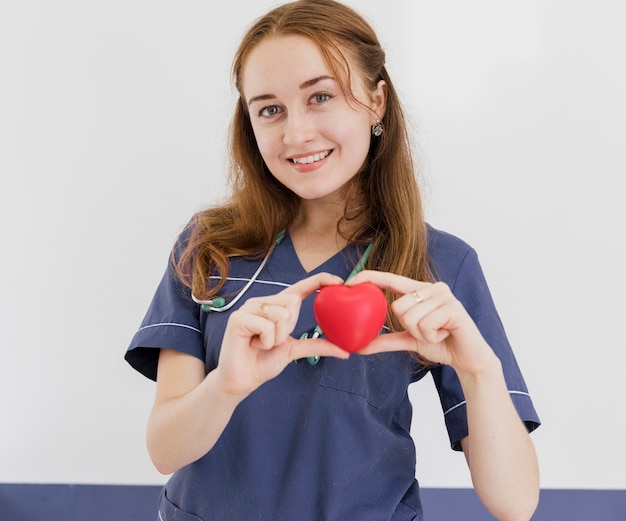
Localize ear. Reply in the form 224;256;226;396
371;80;387;121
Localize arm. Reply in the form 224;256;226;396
146;272;349;475
457;354;539;521
347;271;539;521
147;349;241;475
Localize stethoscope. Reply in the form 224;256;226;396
191;229;374;365
191;229;288;313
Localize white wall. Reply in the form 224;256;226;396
1;0;624;489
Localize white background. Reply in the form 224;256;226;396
1;0;625;489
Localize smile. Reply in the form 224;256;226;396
289;150;332;165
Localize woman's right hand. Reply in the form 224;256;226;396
148;272;348;474
214;272;350;399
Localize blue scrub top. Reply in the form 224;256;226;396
126;224;540;521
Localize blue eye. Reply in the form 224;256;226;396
260;105;281;118
312;93;331;104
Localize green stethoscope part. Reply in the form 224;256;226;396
191;229;373;366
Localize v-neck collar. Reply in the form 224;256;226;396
267;231;357;280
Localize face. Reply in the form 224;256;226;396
241;35;386;204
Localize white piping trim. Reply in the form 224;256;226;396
209;275;291;289
137;322;202;334
443;390;531;416
158;510;164;521
443;401;466;416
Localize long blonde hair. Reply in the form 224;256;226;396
175;0;430;327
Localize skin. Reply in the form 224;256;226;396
148;34;539;521
244;35;384;205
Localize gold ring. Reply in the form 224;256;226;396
258;302;271;318
410;290;423;304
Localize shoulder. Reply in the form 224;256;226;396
426;224;478;283
171;213;203;257
425;224;494;312
426;224;473;257
425;224;491;298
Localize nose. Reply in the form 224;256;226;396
282;109;316;147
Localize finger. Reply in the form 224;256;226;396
391;287;434;317
355;332;448;366
231;312;279;350
415;307;454;345
238;294;298;342
231;296;295;346
397;303;451;344
252;301;296;339
244;294;299;316
346;270;430;296
249;332;275;351
392;287;458;344
248;315;298;351
268;303;299;345
282;272;344;300
355;331;428;355
287;337;350;362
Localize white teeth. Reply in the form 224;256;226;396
291;150;331;164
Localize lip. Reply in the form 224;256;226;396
287;149;333;171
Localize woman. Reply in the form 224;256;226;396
126;1;540;519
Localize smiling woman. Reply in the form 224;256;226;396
124;1;541;520
243;35;385;202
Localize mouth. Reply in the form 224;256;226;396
289;150;332;165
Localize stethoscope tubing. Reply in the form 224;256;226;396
191;240;278;312
191;230;373;313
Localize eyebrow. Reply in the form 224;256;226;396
247;75;334;107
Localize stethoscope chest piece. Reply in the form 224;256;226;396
298;328;322;365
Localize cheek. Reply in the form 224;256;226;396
325;107;371;138
251;127;278;162
254;132;272;163
331;116;372;155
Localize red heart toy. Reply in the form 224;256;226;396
313;282;387;353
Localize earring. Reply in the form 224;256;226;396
371;120;384;137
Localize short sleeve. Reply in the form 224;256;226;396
125;233;205;381
427;227;541;450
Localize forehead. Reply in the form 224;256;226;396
241;34;356;99
242;35;327;88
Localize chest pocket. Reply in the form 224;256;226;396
318;353;408;409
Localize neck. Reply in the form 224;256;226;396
288;200;359;272
294;199;343;233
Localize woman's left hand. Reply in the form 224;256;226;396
346;270;495;373
348;272;539;519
